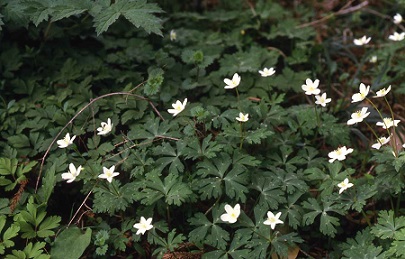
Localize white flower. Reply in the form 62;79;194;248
220;204;241;224
133;217;153;235
224;73;241;89
57;133;76;148
263;211;283;229
376;118;400;129
236;112;249;122
369;56;377;63
375;85;391;98
170;30;176;41
388;32;405;41
337;178;354;194
371;136;391;150
98;165;119;183
61;163;82;183
97;118;113;135
168;98;187;117
328;146;354;163
258;67;276;77
394;13;403;24
302;78;321;95
353;36;371;46
347;107;370;125
315;93;331;107
403;144;405;148
351;83;370;103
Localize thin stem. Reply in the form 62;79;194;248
366;97;393;149
396;193;402;215
312;96;320;127
204;196;221;216
235;88;241;109
361;209;372;227
239;122;244;149
384;96;398;156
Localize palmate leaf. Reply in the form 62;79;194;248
93;182;137;214
387;228;405;257
251;176;286;211
136;170;192;206
188;206;230;250
153;141;186;175
92;0;163;36
203;232;251;259
371;210;405;239
184;135;224;160
340;228;385;259
194;153;249;202
302;197;342;237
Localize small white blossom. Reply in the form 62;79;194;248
375;85;391;98
258;67;276;77
394;13;403;24
369;56;377;63
315;93;331;107
302;78;321;95
328;146;354;163
371;136;390;150
347;107;370;125
389;32;405;41
57;133;76;148
353;36;371;46
170;30;176;41
168;98;187;117
351;83;370;103
338;178;353;194
403;144;405;148
220;204;241;224
236;112;249;122
263;211;283;229
224;73;241;89
97;118;113;135
376;118;400;129
133;217;153;235
98;165;119;183
61;163;82;183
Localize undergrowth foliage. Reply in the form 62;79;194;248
1;0;405;258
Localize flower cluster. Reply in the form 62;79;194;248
220;204;283;230
302;78;331;107
58;119;119;184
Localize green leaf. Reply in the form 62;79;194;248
93;0;163;36
138;171;192;206
371;210;405;239
252;176;286;211
189;208;230;250
153;141;186;175
51;227;92;259
302;198;342;237
184;135;224;160
37;216;61;238
0;158;18;176
340;228;385;259
93;182;137;214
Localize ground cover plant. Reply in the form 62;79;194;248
1;0;405;258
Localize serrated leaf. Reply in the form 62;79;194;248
93;0;163;36
184;135;224;160
302;198;342;237
251;176;286;211
371;210;405;239
138;171;192;206
37;216;61;238
153;141;186;175
341;228;385;259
